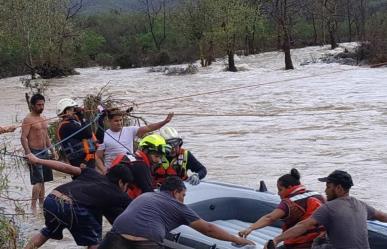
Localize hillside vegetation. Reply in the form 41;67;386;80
0;0;386;78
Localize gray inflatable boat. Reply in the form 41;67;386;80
162;181;387;249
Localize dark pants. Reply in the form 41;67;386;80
29;148;53;185
98;232;163;249
41;194;102;246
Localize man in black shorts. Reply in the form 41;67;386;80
24;153;132;249
21;94;58;212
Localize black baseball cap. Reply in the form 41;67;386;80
318;170;354;189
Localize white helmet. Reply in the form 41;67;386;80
56;98;78;116
160;127;182;140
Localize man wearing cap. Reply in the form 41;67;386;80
265;170;387;249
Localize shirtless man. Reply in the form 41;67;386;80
21;93;58;212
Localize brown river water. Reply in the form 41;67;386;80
0;44;387;248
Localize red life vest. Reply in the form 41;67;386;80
281;185;325;248
110;152;151;199
153;148;188;187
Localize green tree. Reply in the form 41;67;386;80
1;0;83;78
78;30;106;60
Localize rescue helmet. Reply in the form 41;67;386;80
56;98;78;116
139;134;170;154
160;127;183;147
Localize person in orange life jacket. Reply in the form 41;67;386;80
95;108;173;174
111;133;171;199
157;127;207;186
239;168;325;249
23;153;132;249
265;170;387;249
56;98;100;171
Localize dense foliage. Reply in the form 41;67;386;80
0;0;386;78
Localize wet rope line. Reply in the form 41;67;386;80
9;66;361;129
131;108;378;118
133;67;359;106
33;114;101;157
95;122;136;157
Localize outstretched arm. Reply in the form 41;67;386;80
239;208;285;238
190;219;255;246
26;153;81;176
187;151;207;179
374;210;387;222
0;125;16;134
272;217;319;246
136;112;174;138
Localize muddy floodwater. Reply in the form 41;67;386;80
1;44;387;248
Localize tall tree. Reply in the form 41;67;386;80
207;0;257;72
139;0;168;51
177;0;213;66
269;0;300;69
2;0;83;78
323;0;339;49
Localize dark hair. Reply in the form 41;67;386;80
30;93;45;105
106;164;133;185
160;176;186;192
107;108;124;120
277;168;301;188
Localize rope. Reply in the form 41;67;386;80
10;66;360;128
131;108;377;118
95;122;136;157
134;68;358;106
33;114;100;157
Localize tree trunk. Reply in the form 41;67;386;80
227;50;237;72
328;20;338;49
359;0;367;41
281;0;293;70
346;0;352;42
206;41;214;66
277;24;282;49
283;31;294;70
244;34;249;56
312;14;318;45
250;29;256;54
199;42;205;67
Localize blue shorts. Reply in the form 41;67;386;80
28;148;53;185
41;194;102;246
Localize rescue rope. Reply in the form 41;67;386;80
33;114;101;157
133;68;358;106
10;66;361;128
131;108;377;117
95;122;136;157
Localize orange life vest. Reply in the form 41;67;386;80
281;185;325;247
57;119;97;162
153;148;188;187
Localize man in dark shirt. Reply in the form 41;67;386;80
265;170;387;249
24;153;132;249
98;176;254;249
